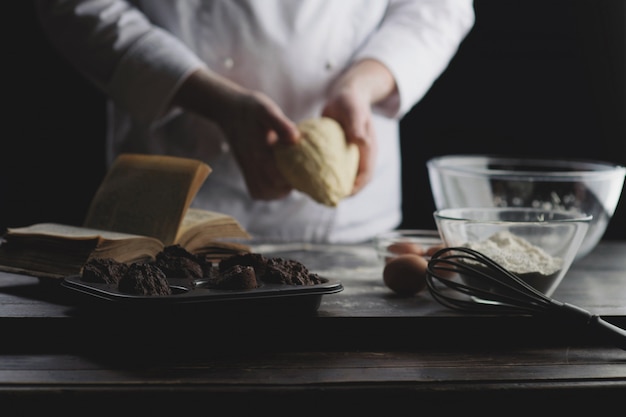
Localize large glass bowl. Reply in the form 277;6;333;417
427;155;625;259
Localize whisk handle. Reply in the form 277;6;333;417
558;303;626;351
589;315;626;351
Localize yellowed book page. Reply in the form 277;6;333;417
6;223;147;241
175;208;251;251
83;153;211;245
91;237;163;263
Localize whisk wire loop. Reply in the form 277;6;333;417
425;246;626;351
426;247;555;314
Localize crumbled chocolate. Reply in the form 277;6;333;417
263;257;324;285
218;252;268;278
81;258;128;285
154;244;211;279
210;265;258;290
219;252;323;286
118;262;172;296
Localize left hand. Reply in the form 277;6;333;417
322;85;377;195
322;59;397;195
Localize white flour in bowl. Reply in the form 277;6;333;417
464;230;562;276
461;230;564;295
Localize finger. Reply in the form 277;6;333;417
264;121;299;146
352;146;371;194
241;154;294;200
350;127;377;194
257;99;299;146
273;120;300;146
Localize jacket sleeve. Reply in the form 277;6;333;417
34;0;206;127
354;0;475;119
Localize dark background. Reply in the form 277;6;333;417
2;1;625;238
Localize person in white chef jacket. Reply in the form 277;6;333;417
35;0;475;243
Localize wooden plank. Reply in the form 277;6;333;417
1;347;625;384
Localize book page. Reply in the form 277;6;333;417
6;223;149;241
176;208;251;251
178;208;250;235
83;154;211;245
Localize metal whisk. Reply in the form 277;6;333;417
426;246;626;351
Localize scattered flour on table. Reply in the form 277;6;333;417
464;230;562;276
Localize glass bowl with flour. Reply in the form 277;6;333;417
434;207;592;297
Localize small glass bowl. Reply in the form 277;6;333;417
433;207;591;296
374;229;444;263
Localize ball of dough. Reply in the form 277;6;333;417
274;117;359;207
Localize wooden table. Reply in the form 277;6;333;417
1;241;626;415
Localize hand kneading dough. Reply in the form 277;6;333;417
274;117;359;207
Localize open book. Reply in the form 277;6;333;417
0;153;250;279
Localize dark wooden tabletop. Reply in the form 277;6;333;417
1;241;625;415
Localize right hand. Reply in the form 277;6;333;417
173;68;300;200
220;89;301;200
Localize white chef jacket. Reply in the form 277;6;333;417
36;0;474;243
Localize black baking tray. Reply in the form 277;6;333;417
62;275;343;314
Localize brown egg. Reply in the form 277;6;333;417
425;244;446;257
383;254;428;296
388;241;425;255
385;241;425;264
